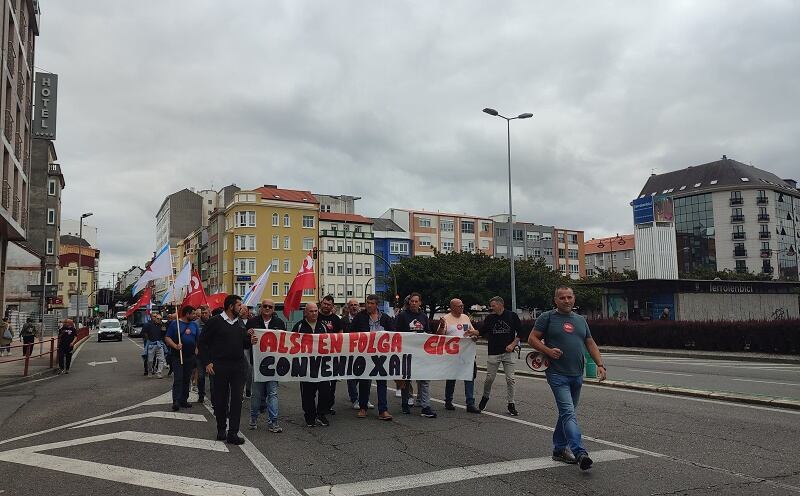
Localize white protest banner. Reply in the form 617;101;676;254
253;330;476;382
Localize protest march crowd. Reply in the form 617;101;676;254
59;285;605;471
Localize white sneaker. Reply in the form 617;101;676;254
408;396;415;406
367;402;375;409
394;389;402;398
352;401;360;410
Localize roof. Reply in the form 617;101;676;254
400;208;492;220
59;235;91;247
638;156;799;198
254;186;318;204
584;234;635;255
319;212;372;224
157;188;201;217
371;218;406;232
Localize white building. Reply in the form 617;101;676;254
318;213;375;304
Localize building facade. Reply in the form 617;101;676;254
584;234;636;276
56;235;99;317
318;212;374;304
220;186;319;303
372;218;410;301
552;228;586;280
0;0;39;315
380;208;494;257
115;266;143;293
638;156;799;279
490;215;556;268
315;194;360;214
155;188;203;251
4;241;42;314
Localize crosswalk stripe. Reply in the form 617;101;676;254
73;411;207;428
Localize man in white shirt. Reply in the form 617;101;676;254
437;298;480;413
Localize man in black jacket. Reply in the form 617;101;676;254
318;295;343;415
200;295;257;445
350;294;395;421
292;303;331;427
478;296;523;416
143;313;166;378
246;298;286;433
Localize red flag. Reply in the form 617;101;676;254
206;292;228;311
283;251;316;319
181;271;207;309
125;286;152;318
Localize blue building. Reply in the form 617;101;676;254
371;218;411;302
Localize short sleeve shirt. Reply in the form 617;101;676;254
441;314;473;337
533;310;591;377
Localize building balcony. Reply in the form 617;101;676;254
757;197;769;205
731;215;745;223
320;229;374;239
4;110;12;143
6;41;14;73
758;214;770;222
759;232;771;240
760;249;772;258
14;133;22;160
732;232;746;240
729;197;743;206
16;73;24;99
733;248;747;257
1;181;9;210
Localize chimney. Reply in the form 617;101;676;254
263;184;277;189
721;155;728;160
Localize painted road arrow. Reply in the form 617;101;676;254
87;357;117;366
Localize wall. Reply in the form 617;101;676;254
676;293;799;321
635;223;678;279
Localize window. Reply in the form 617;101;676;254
69;282;76;291
320;204;331;213
440;220;454;232
46;269;53;285
558;232;565;242
283;214;291;227
303;238;313;251
544;247;553;256
480;239;490;250
346;263;353;275
481;222;491;232
390;241;409;255
346;242;353;253
624;251;631;260
568;249;579;258
283;236;291;250
735;260;747;271
327;241;334;252
533;247;541;257
223;259;228;273
461;221;475;233
356;285;364;297
302;216;315;228
542;232;552;241
283;260;290;273
527;231;540;241
272;213;279;226
355;263;363;276
284;283;290;296
419;237;432;247
47;208;55;225
234;258;256;275
346;285;353;297
234;235;256;251
337;285;344;297
327;284;335;296
46;238;54;255
568;234;579;244
364;263;371;276
559;263;566;273
337;263;344;275
513;229;524;242
81;282;87;292
495;228;507;239
558;248;565;258
271;258;279;272
364;242;372;254
441;240;454;252
569;264;580;274
327;262;334;275
337;241;344;252
355;242;362;253
418;217;431;228
272;283;279;296
302;288;315;296
236;211;256;227
461;240;474;252
235;282;253;296
48;179;56;196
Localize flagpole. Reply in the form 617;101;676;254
169;249;183;366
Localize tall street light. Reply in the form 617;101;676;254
77;212;93;324
483;108;533;312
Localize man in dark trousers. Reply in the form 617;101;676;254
395;292;437;418
201;295;256;445
317;295;343;415
292;303;331;427
478;296;523;416
341;298;370;409
165;306;199;411
57;319;78;374
194;306;211;403
143;313;166;378
246;298;286;433
350;294;395;421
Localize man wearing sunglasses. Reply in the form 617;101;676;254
245;299;287;433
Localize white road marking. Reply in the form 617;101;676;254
0;374;58;390
732;378;800;387
73;411;207;428
127;336;144;349
304;450;637;496
624;368;694;377
0;431;229;454
87;356;118;366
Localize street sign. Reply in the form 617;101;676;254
632;196;655;224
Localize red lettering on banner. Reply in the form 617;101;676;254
445;338;459;355
391;333;402;353
300;333;314;353
366;333;377;353
290;333;302;354
424;336;460;355
377;333;390;353
424;336;439;354
277;333;289;353
260;332;276;352
329;333;343;354
318;333;330;354
348;333;360;353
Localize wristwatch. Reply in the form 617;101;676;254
597;364;606;369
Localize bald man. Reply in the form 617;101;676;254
437;298;480;413
292;303;331;427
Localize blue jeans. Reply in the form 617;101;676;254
359;380;388;413
546;372;586;456
196;356;207;399
250;381;279;423
347;379;359;403
445;380;475;406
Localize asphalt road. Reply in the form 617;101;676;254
1;332;799;495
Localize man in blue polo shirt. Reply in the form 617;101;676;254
165;306;200;411
529;286;607;471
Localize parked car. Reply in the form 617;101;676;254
98;319;123;342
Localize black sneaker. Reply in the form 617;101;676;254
180;402;192;409
402;405;411;414
216;430;227;441
420;407;437;418
316;415;330;427
552;448;577;464
507;403;519;416
478;396;489;411
306;421;315;427
444;401;455;411
466;404;481;414
226;434;245;445
577;453;593;471
327;409;336;416
198;396;205;404
171;403;180;412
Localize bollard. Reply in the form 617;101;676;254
584;350;597;379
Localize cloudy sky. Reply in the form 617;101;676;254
36;1;800;286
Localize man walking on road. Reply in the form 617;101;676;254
318;295;343;415
20;317;38;357
438;298;480;413
395;293;437;418
143;313;166;378
194;306;210;403
350;294;395;421
478;296;522;416
56;319;78;374
292;303;332;427
165;306;199;411
200;295;257;445
246;298;286;433
529;286;607;471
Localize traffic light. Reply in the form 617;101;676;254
312;247;318;259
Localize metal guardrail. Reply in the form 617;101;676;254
0;338;56;376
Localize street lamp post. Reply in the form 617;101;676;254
596;234;626;277
77;212;93;325
483;108;533;313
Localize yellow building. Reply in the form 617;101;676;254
56;235;99;317
221;186;319;305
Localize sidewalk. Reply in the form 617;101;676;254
0;333;90;388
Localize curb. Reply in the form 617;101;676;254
0;334;92;389
597;347;800;365
476;365;800;411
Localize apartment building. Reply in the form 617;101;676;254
318;212;374;304
380;208;494;257
584;234;636;276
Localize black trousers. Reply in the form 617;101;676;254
212;360;247;435
22;335;35;356
327;380;337;411
300;382;330;424
58;347;72;370
171;353;195;406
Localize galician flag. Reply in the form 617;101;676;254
161;261;192;304
133;243;173;295
243;265;273;308
283;251;316;319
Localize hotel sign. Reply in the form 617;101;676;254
33;72;58;140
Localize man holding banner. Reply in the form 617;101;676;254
439;298;481;413
291;303;332;427
395;293;436;418
318;295;343;415
246;299;286;433
350;294;395;421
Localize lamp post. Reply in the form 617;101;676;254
483;108;533;312
596;234;626;277
77;212;93;325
